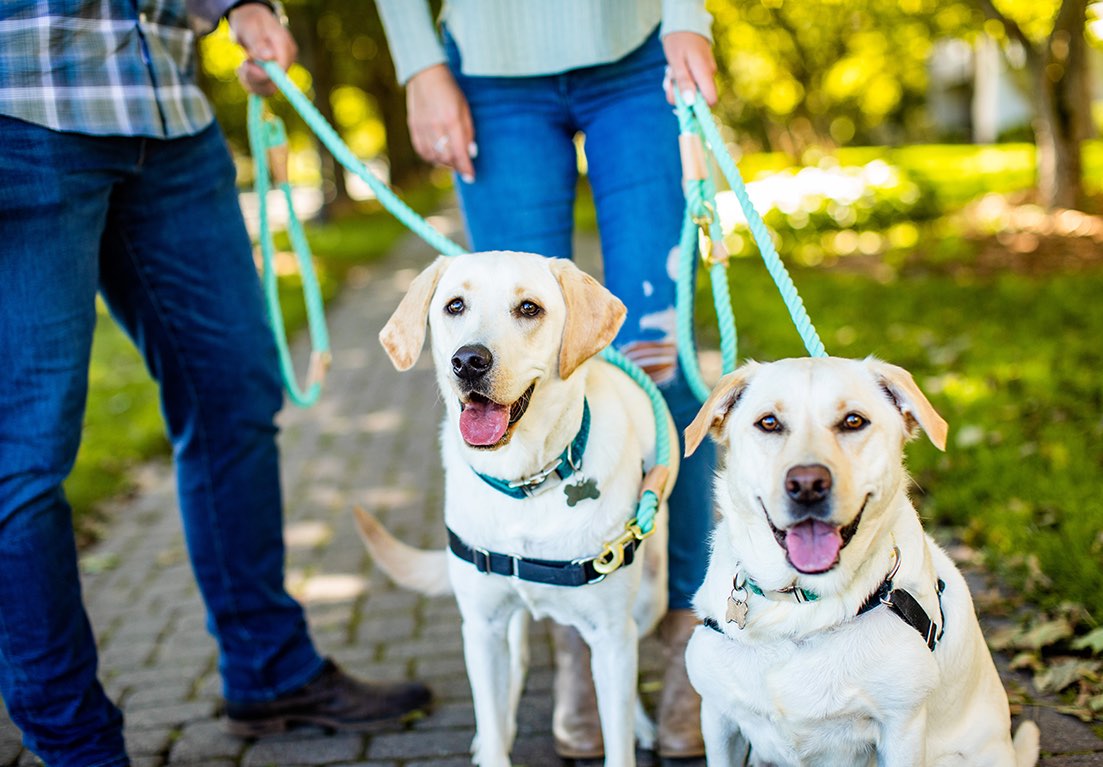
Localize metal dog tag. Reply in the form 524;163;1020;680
564;477;600;507
725;596;749;629
726;574;750;629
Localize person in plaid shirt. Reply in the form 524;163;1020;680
0;3;430;764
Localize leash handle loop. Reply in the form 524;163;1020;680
247;99;330;407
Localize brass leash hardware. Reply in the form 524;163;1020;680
692;201;730;268
705;230;729;267
593;525;638;575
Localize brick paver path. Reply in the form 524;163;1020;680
2;207;1099;766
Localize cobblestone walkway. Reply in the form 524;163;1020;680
1;209;1099;766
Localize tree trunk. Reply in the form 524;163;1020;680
1032;0;1090;210
292;4;353;220
379;82;424;186
975;0;1090;210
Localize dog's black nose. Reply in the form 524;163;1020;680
451;344;493;380
785;464;832;506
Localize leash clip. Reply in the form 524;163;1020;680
593;526;636;575
692;201;729;267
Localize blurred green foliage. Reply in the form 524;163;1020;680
708;0;1099;151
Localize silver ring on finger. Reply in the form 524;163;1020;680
433;135;449;155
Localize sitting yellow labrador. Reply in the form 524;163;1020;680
682;357;1039;767
357;251;678;767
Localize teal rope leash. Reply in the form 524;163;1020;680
252;63;465;258
674;90;828;362
247;98;331;407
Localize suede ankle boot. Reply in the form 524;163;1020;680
550;622;604;759
657;609;705;758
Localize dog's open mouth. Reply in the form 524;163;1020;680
458;383;535;448
762;496;868;574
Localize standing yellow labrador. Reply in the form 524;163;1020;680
358;251;678;767
682;357;1039;767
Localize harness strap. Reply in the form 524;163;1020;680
447;527;636;587
473;399;591;499
704;578;947;653
857;578;946;652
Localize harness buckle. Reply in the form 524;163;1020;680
472;547;492;574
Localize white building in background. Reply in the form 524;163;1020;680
928;22;1102;143
928;35;1033;142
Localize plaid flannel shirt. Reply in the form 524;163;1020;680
0;0;237;138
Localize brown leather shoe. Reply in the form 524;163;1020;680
224;659;432;737
550;622;604;759
658;609;705;758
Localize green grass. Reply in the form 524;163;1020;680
737;140;1103;209
67;182;444;539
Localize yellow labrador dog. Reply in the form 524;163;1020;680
357;251;678;767
682;357;1039;767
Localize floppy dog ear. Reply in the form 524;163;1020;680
867;358;948;451
379;256;449;371
549;258;627;379
684;363;759;457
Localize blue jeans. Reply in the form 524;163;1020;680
445;28;716;609
0;116;324;766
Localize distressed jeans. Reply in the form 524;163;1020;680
0;115;323;766
445;27;717;609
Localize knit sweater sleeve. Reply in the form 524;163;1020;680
374;0;447;85
660;0;713;41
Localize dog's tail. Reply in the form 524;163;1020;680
354;507;453;597
1012;719;1040;767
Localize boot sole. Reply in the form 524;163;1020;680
553;740;605;760
224;708;426;738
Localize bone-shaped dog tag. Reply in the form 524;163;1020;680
564;477;600;507
726;575;750;629
725;596;749;629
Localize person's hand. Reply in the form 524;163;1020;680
406;64;477;182
662;31;718;107
228;3;297;96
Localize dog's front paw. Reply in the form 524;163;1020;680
470;736;512;767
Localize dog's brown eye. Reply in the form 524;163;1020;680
516;300;542;318
446;298;465;315
756;415;782;433
842;413;868;431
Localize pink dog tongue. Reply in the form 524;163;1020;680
459;399;510;446
786;519;843;573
